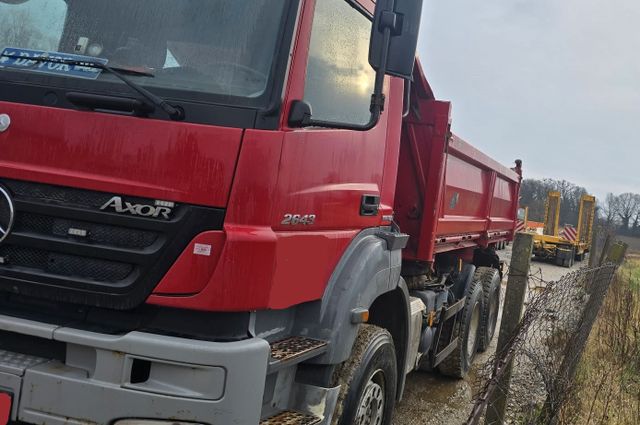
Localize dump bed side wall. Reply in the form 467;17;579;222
395;62;521;263
435;135;521;254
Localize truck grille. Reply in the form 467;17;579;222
14;212;159;249
0;245;134;283
0;179;225;309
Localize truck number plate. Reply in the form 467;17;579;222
0;47;107;80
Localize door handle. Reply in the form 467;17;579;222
360;195;380;216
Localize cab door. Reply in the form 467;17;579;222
274;0;399;232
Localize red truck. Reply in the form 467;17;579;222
0;1;521;424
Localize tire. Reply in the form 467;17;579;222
476;267;501;352
333;324;397;425
438;280;484;378
568;247;576;267
556;247;574;268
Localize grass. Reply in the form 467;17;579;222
620;254;640;289
558;253;640;424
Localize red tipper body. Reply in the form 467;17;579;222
395;62;522;265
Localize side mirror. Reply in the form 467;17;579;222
289;0;424;131
369;0;424;80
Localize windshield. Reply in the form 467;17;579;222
0;0;288;102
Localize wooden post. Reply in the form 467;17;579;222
485;232;534;425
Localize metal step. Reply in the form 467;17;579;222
268;337;328;372
260;410;322;425
0;349;49;376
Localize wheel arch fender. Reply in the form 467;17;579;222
367;278;411;401
294;228;408;367
450;263;476;300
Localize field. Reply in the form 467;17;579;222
616;235;640;253
558;250;640;424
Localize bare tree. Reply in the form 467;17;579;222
552;179;588;226
519;178;589;226
632;209;640;233
600;193;619;225
615;192;640;231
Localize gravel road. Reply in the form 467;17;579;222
392;244;586;425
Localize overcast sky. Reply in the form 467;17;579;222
417;0;639;199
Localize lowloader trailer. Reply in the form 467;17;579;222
532;192;596;267
0;0;521;424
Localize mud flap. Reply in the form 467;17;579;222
430;297;465;367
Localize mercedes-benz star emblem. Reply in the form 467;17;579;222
0;114;10;133
0;186;15;244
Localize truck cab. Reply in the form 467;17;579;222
0;1;518;424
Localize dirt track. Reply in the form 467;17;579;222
392;245;585;424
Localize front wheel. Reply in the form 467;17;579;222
333;325;397;425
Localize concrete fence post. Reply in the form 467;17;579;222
606;241;628;265
598;234;613;267
485;232;534;425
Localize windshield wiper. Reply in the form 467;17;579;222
109;66;156;78
0;53;184;121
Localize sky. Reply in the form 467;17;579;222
417;0;640;199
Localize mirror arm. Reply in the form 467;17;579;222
402;80;411;118
300;25;393;132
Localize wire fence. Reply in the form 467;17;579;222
466;258;621;425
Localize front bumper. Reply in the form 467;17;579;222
0;314;270;425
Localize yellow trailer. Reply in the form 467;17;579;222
532;192;596;267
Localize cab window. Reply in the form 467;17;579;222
303;0;375;126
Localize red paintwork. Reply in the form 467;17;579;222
0;393;9;425
152;231;226;295
0;102;242;207
150;0;405;311
150;128;369;310
0;0;520;312
394;62;522;263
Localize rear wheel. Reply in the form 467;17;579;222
556;247;575;268
476;267;501;352
568;247;576;267
333;325;397;425
438;281;484;378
